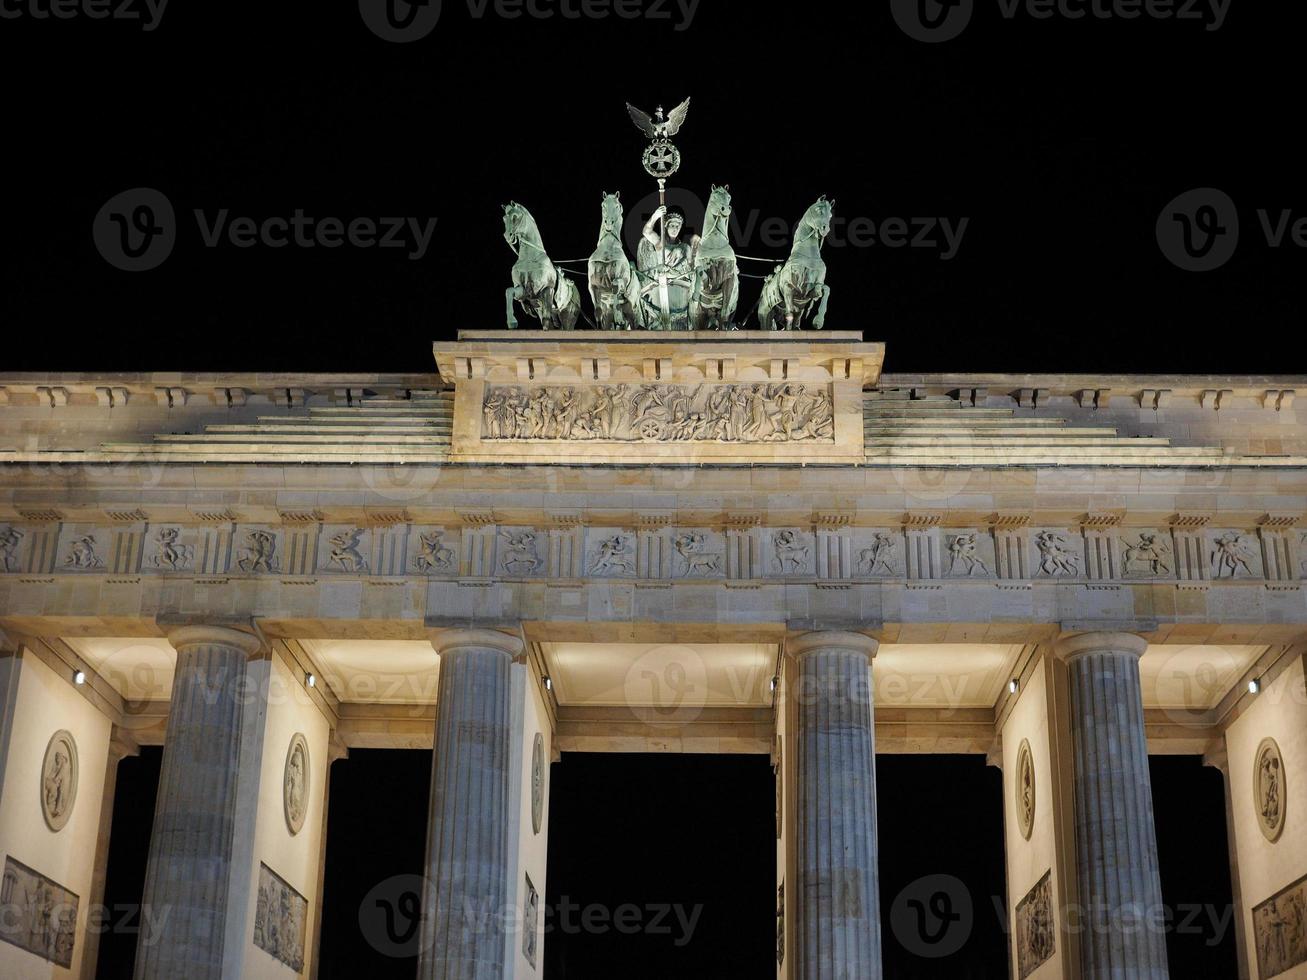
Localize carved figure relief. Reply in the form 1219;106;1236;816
500;530;542;575
589;534;635;576
857;532;899;576
523;873;540;968
1016;739;1035;841
284;733;309;836
253;863;307;972
64;534;103;569
772;529;810;574
1212;531;1256;579
948;532;988;576
1255;737;1286;843
0;857;78;967
1035;531;1079;577
531;733;545;835
1254;872;1307;979
673;532;722;577
41;730;78;832
414;530;456;572
238;530;279;573
150;527;194;570
1123;532;1171;577
776;880;785;966
0;525;23;571
1016;870;1055;979
325;528;369;573
480;382;835;443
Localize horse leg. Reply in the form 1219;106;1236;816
505;285;522;329
813;284;831;330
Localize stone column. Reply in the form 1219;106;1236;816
790;630;882;980
418;628;523;980
134;625;262;980
1055;631;1169;977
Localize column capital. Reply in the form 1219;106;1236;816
1054;630;1148;663
430;627;524;658
165;624;263;658
787;630;879;665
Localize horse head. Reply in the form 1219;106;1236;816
705;184;733;236
502;201;533;249
599;191;624;242
803;196;834;243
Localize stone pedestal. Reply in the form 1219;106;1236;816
790;630;882;980
134;625;262;979
418;628;524;980
1055;632;1169;978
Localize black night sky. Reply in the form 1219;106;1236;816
4;2;1290;977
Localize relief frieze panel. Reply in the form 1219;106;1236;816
481;382;835;443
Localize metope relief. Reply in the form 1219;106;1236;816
236;527;281;574
769;528;814;576
1015;739;1035;841
1254;872;1307;979
673;531;723;577
318;525;370;574
0;857;78;967
1121;530;1172;578
481;382;835;443
587;532;637;577
853;531;903;577
412;528;457;574
499;529;542;576
1033;530;1080;578
946;531;991;577
149;526;195;571
284;733;309;836
253;863;307;972
1015;870;1055;978
1210;529;1261;579
60;530;105;571
0;524;24;572
1255;737;1286;843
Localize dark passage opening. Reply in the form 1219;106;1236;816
545;752;773;980
319;748;431;978
877;754;1009;979
1150;755;1239;977
96;746;162;980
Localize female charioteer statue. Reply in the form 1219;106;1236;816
637;204;699;330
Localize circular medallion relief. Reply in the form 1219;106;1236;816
1016;739;1036;841
284;733;310;836
41;730;79;832
531;733;545;835
1254;737;1286;843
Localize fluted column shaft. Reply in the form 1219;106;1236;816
791;630;882;980
419;629;523;980
1057;632;1169;979
135;625;261;980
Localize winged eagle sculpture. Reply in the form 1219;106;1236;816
626;98;691;140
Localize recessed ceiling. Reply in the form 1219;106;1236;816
1139;644;1265;710
540;642;778;708
64;636;176;701
874;644;1024;708
299;639;440;704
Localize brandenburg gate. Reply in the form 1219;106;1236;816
0;328;1304;978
